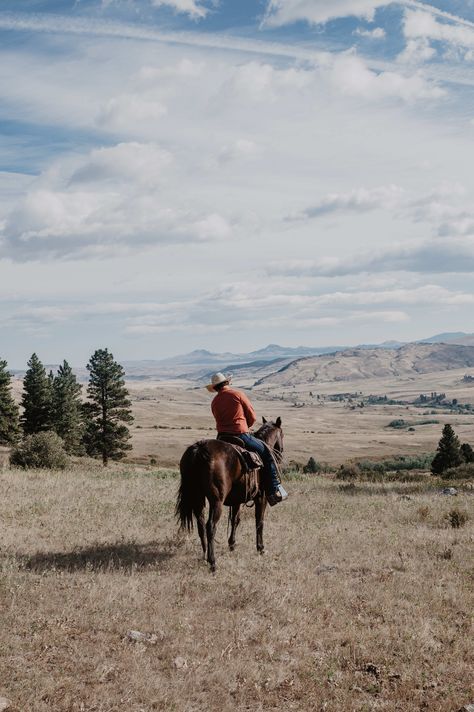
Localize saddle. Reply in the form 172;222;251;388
216;433;264;474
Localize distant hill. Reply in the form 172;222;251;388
419;332;470;344
253;343;474;389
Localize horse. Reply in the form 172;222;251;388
176;417;283;572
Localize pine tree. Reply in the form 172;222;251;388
431;424;463;475
303;456;320;473
460;442;474;463
51;360;84;454
0;359;21;445
21;354;52;435
83;348;133;465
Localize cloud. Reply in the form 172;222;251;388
0;142;232;260
404;9;474;52
325;52;445;100
288;185;404;220
96;94;167;132
354;26;386;39
263;0;394;26
218;139;261;164
150;0;211;19
269;237;474;276
397;37;436;63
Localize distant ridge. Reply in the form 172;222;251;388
253;342;474;389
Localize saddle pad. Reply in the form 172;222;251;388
216;435;264;474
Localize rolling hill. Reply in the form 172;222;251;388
253;342;474;389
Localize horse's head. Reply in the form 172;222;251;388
255;416;284;462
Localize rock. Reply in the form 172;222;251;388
173;656;188;669
441;487;458;496
0;698;12;711
315;564;338;574
126;630;158;645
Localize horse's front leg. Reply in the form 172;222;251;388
228;504;241;552
255;492;267;555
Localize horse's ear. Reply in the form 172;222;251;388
276;417;282;428
262;416;267;424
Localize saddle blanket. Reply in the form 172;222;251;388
216;434;264;474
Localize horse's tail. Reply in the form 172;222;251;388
176;441;209;531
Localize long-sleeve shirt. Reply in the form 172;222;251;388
211;387;256;434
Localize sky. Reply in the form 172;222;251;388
1;0;474;367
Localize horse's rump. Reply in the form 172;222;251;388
176;440;243;531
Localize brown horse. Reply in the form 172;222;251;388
176;418;283;571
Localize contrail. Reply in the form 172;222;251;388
404;1;474;29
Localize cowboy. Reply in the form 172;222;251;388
206;372;288;506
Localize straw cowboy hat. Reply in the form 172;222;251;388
206;372;232;392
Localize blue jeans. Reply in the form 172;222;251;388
238;433;280;496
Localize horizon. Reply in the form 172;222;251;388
5;329;471;370
1;1;474;364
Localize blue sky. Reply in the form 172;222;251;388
1;0;474;366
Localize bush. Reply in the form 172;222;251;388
447;508;468;529
11;431;68;470
303;456;321;474
443;462;474;480
336;463;360;480
388;419;407;429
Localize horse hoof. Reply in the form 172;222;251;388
259;548;265;556
229;544;235;552
210;564;216;573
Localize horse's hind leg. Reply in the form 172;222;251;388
196;510;206;560
206;499;223;573
255;493;267;555
228;504;241;552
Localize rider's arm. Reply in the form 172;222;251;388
240;391;256;429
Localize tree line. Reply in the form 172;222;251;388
0;349;133;466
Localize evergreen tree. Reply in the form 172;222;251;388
52;360;84;454
303;456;320;473
83;348;133;465
431;424;462;475
21;354;52;435
0;359;21;445
460;442;474;463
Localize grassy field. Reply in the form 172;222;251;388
0;464;473;711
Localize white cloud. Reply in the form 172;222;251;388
0;142;232;260
289;185;404;220
150;0;211;19
354;26;386;39
218;139;260;164
96;94;167;132
263;0;393;26
397;37;436;63
326;52;445;100
269;237;474;276
404;9;474;51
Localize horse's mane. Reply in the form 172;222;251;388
254;421;278;441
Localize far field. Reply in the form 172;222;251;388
0;465;473;711
124;368;474;467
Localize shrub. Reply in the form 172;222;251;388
460;442;474;463
443;462;474;480
388;419;407;429
336;463;360;480
11;431;68;470
303;456;321;474
447;508;468;529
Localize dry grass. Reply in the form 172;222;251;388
0;464;473;711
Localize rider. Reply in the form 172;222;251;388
206;372;288;506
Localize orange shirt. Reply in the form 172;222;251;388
211;387;257;434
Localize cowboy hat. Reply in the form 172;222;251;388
206;372;232;392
